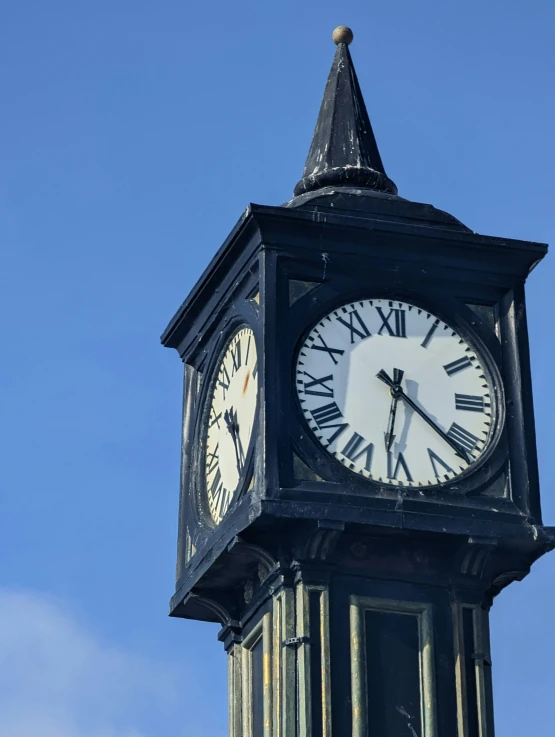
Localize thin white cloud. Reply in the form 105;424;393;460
0;589;180;737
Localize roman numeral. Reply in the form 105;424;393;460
421;319;440;348
245;335;252;366
455;393;485;412
302;372;334;398
377;307;407;338
310;334;345;365
209;468;223;499
336;309;371;344
447;423;480;454
428;448;454;478
311;402;342;426
252;359;258;378
310;402;348;443
231;340;242;374
341;432;374;472
444;356;473;376
209;409;222;428
206;445;219;474
218;364;231;397
212;488;226;518
387;451;413;482
236;431;245;470
217;486;231;518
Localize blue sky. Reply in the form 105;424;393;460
1;1;554;735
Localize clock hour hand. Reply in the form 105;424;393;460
376;369;471;463
382;368;404;451
376;368;396;391
224;407;244;474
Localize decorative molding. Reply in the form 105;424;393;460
307;529;342;562
456;537;497;578
317;587;332;737
242;621;262;737
183;527;197;568
349;595;437;737
244;580;254;604
292;451;326;482
489;568;529;598
219;620;243;650
228;643;242;737
492;569;526;588
227;537;279;580
296;582;311;737
273;587;295;737
473;607;494;737
296;582;332;737
289;279;321;306
263;614;273;737
184;592;232;626
452;602;467;737
297;522;345;562
453;602;495;737
242;613;273;737
247;287;260;313
465;303;498;338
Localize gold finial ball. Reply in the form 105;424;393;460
332;25;354;45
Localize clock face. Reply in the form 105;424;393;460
295;299;498;488
203;326;258;524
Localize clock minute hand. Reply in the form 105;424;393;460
223;408;235;435
231;408;245;468
376;369;471;463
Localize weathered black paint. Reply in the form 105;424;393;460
162;30;553;737
463;607;480;737
251;637;264;737
364;609;422;735
309;591;323;736
293;41;397;197
162;191;553;620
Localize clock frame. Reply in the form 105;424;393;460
165;262;262;580
292;291;505;496
197;323;259;527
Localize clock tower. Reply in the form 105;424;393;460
162;26;554;737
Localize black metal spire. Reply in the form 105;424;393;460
294;26;397;197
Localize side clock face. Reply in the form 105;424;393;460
203;326;258;525
296;298;499;488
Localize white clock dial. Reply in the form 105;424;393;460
203;327;258;524
296;299;497;488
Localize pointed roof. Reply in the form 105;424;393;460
294;26;397;197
